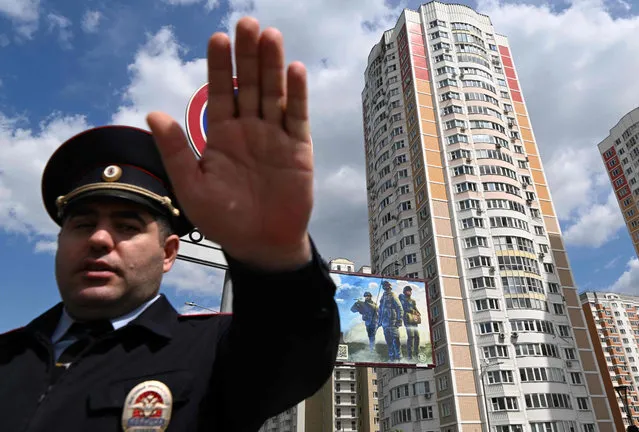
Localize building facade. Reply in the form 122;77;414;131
362;2;612;431
597;106;639;258
580;291;639;431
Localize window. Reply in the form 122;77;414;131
470;276;495;289
476;298;500;311
564;348;576;360
519;367;565;383
548;282;560;293
464;236;488;248
468;256;492;268
553;303;565;315
525;393;572;409
510;319;554;335
478;321;502;334
491;397;518;411
558;325;571;338
577;397;589;410
483;345;509;359
515;343;559;358
570;372;583;384
486;370;514;384
461;217;484;229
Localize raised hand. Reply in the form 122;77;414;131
146;17;313;271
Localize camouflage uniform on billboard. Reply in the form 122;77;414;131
399;286;421;360
377;281;403;361
350;292;379;352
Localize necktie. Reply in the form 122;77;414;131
52;320;113;384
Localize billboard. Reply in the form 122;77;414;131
331;271;433;368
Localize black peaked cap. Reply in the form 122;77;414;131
41;125;194;237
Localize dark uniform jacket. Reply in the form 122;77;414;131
0;244;340;432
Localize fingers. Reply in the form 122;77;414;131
146;112;198;198
209;17;310;143
235;17;261;117
207;32;235;123
284;62;311;143
259;28;286;126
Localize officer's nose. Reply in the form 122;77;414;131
87;223;115;252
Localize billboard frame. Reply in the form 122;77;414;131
331;269;435;369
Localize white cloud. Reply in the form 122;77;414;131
159;0;220;11
34;240;57;254
604;255;622;270
46;12;72;49
111;27;207;129
0;0;40;38
562;192;625;247
0;112;90;239
81;10;102;33
0;34;9;47
608;256;639;294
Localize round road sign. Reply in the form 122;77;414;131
185;77;238;158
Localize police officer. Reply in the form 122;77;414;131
0;17;339;432
377;281;403;361
350;291;379;352
399;286;421;360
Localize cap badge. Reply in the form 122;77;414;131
121;380;173;432
102;165;123;182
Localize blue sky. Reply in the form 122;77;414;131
1;0;639;333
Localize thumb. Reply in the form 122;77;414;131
146;112;199;203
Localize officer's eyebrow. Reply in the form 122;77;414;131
110;210;149;225
65;206;150;225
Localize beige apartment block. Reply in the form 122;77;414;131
362;1;611;431
581;291;639;431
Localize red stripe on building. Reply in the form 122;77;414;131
407;22;423;34
412;56;427;69
498;45;511;56
411;44;425;57
414;68;429;81
409;33;424;45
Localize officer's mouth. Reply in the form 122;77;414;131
80;259;119;279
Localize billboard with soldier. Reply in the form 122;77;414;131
331;271;433;368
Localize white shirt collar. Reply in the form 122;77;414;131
51;294;162;344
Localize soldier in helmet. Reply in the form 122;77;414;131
350;291;379;352
377;281;403;361
399;286;421;360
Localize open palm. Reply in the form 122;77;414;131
147;17;313;270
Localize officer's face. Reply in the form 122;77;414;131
55;199;180;320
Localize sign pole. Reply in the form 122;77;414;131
220;271;233;313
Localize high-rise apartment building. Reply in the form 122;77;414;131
362;2;612;431
598;106;639;258
580;291;639;431
259;259;379;432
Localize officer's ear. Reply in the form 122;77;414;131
153;214;180;272
161;233;180;273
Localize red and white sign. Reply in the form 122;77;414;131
185;77;238;158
